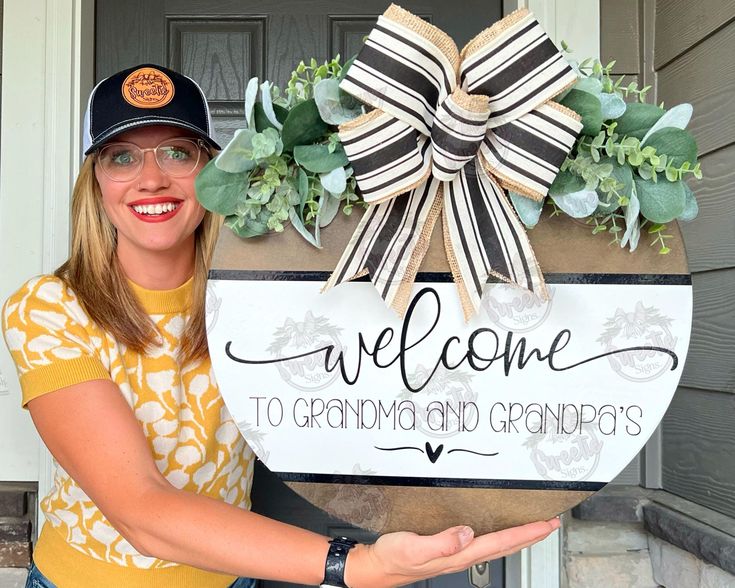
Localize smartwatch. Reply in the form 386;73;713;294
320;536;359;588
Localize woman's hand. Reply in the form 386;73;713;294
345;518;560;587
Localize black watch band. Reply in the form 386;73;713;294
320;536;358;588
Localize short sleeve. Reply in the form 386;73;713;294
2;276;111;407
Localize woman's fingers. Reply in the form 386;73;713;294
356;519;560;587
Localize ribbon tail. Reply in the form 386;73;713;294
323;178;444;316
443;161;548;321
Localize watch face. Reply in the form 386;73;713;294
208;213;692;535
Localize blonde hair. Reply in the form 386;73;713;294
55;156;221;364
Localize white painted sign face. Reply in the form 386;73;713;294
207;272;691;492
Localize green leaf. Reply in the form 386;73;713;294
251;128;282;160
638;162;653;180
559;89;603;136
621;183;641;251
244;77;259;129
314;78;363;125
260;81;284;130
549;169;586;197
318;193;342;227
615;103;665;139
551;189;600;218
634;176;686;223
289;207;321;248
195;158;248;216
600;93;627;120
510;192;544;228
294;143;349;173
297;167;309;200
677;183;699;222
643;127;698;169
281;99;330;152
609;158;634;198
338;55;357;82
320;166;347;195
628;151;644;167
214;129;258;173
574;76;603;96
641;103;693;145
253;102;289;133
225;211;270;238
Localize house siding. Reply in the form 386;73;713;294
653;0;735;518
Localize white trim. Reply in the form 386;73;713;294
0;0;48;484
508;0;600;61
0;0;93;513
502;4;600;586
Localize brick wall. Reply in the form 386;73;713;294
0;483;35;568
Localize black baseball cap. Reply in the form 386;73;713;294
82;63;221;155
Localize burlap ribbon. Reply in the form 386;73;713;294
323;5;583;319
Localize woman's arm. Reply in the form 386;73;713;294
29;378;558;587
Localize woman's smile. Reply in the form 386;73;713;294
128;196;184;222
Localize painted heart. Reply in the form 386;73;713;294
425;442;444;464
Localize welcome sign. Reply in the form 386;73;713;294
206;215;693;534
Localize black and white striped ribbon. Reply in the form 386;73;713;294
444;163;546;311
460;11;580;128
431;91;489;181
326;178;443;306
325;5;581;318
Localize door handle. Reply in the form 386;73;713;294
467;561;492;587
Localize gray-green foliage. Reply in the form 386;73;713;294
522;55;702;254
195;54;364;246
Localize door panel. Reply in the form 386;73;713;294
97;0;502;143
96;2;504;586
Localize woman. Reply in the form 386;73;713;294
2;63;559;588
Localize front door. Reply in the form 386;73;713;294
96;1;504;586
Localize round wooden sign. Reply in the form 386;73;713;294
206;210;691;535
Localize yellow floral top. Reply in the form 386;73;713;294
2;275;254;588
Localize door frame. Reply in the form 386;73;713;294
1;1;599;584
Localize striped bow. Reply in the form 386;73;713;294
324;5;583;319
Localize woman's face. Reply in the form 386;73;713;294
94;125;209;261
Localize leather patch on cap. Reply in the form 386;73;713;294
122;67;175;109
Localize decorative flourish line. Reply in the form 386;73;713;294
448;448;499;457
374;445;499;464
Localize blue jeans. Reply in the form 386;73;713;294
26;562;257;588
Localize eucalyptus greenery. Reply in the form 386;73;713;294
198;49;702;255
195;55;364;247
512;52;702;254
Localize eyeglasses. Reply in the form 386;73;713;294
95;137;210;182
